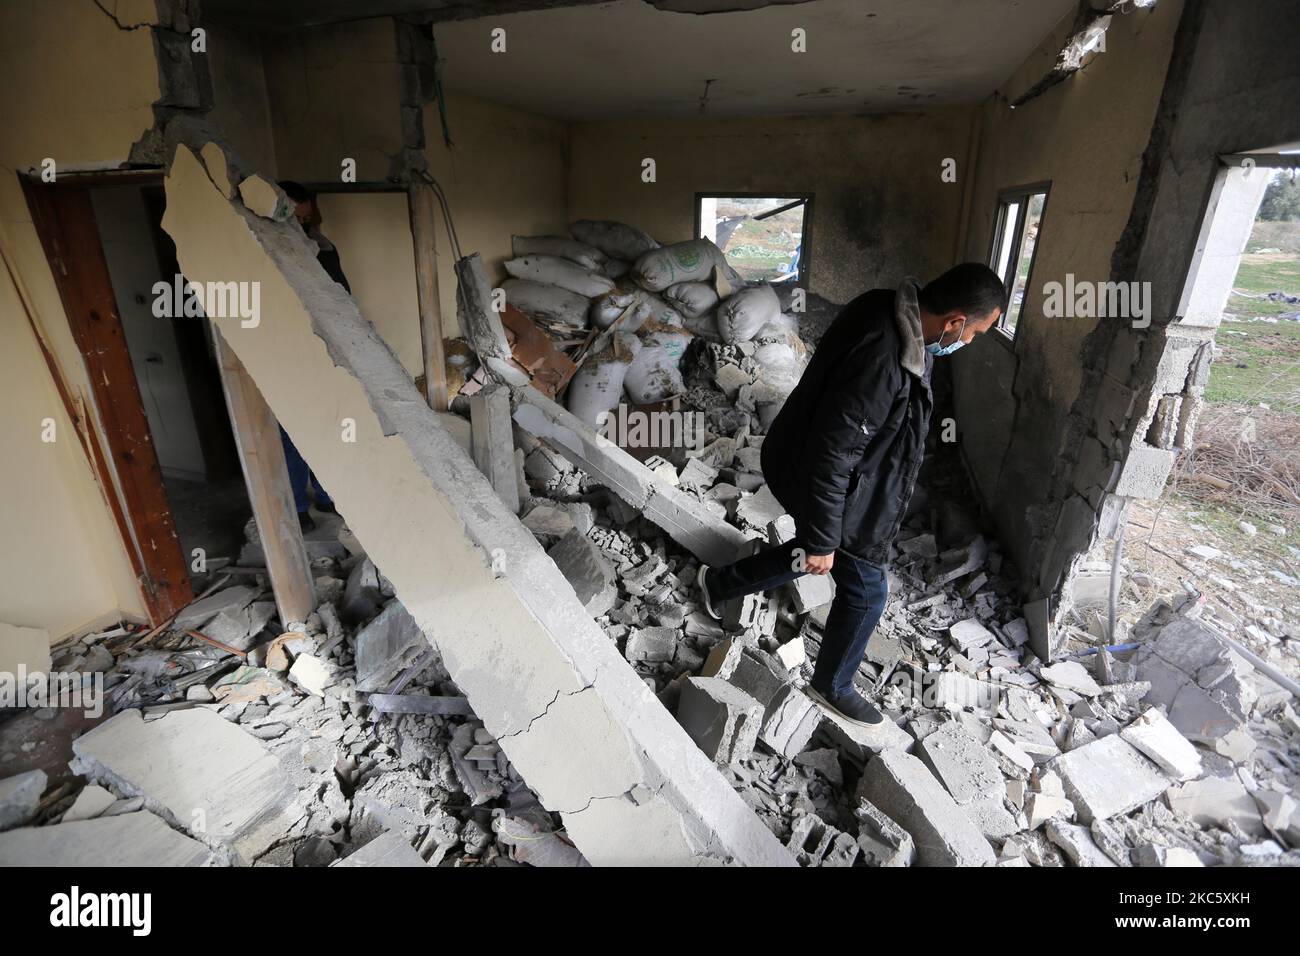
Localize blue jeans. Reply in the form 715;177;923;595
279;426;332;515
709;540;888;698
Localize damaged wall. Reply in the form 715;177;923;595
950;0;1183;601
0;0;164;638
566;109;974;304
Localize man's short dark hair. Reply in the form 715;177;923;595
919;263;1007;320
278;180;314;203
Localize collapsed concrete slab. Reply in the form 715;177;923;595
0;811;213;867
70;708;302;865
1048;734;1173;824
857;750;995;867
513;389;750;567
163;142;791;866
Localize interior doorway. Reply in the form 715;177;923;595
22;171;255;622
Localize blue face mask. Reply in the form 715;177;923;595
925;318;967;357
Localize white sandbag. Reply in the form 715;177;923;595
566;333;640;427
501;278;590;329
682;310;722;342
624;345;684;405
642;327;693;364
504;254;615;298
632;238;733;292
663;281;720;319
603;258;631;279
571;220;659;261
716;283;780;344
752;323;808;395
589;289;683;333
511;235;606;271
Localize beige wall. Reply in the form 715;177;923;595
425;92;570;334
316;192;422;375
566;110;973;304
0;1;159;638
951;0;1183;576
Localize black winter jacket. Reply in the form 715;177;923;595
760;282;933;563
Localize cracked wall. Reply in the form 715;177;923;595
162;139;792;865
0;0;171;638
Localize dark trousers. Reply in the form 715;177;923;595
279;426;333;515
710;540;888;698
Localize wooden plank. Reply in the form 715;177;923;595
407;184;448;411
21;177;192;623
211;328;315;626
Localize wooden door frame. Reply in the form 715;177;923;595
21;169;194;624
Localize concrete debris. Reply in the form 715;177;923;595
61;785;117;823
1049;735;1173;824
1120;707;1203;781
787;812;860;867
676;677;764;767
0;770;46;831
0;811;213;867
353;600;425;693
857;750;996;866
548;527;618;618
70;709;303;866
854;798;916;866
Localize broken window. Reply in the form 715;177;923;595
988;184;1050;337
697;195;810;285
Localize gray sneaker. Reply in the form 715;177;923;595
697;564;722;621
807;686;884;727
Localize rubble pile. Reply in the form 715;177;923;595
0;516;580;868
494;222;1300;868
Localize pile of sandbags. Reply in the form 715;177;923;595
499;219;809;427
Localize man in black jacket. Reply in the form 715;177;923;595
698;264;1007;727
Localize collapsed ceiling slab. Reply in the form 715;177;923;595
160;139;792;866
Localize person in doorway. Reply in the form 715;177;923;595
696;264;1006;727
276;180;351;531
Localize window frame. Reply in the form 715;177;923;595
694;192;814;288
986;181;1051;346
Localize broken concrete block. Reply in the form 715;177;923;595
1120;707;1203;781
714;362;752;399
775;636;806;672
794;748;843;785
333;830;428;867
1040;660;1102;696
173;585;256;631
1134;616;1251;746
857;750;995;867
470;383;521;515
521;503;575;542
288;653;335;697
624;626;677;663
931;535;986;587
354;600;425;693
676;677;763;767
199;140;237;199
1045;820;1118;867
548;528;617;618
70;709;301;865
855;798;915;866
1049;735;1173;823
916;721;1006;807
734;485;784;532
1025;791;1074;829
237;173;293;221
0;769;46;831
1132;844;1203;867
786;813;859;867
948;618;994;652
341;557;385;623
1165;774;1265;837
1253;792;1300;846
896;533;937;560
678;457;719;493
62;784;117;823
0;811;212;866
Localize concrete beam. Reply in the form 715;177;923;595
513;389;750;567
161;141;790;867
